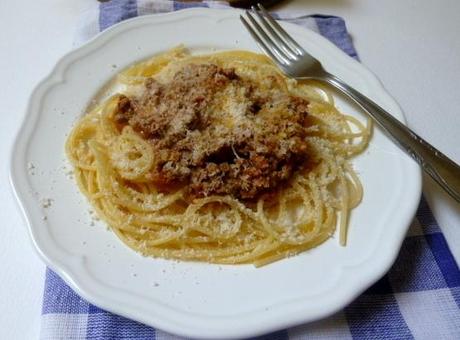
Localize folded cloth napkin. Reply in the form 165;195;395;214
41;1;460;339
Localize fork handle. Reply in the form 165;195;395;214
322;74;460;203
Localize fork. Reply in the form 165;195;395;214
241;4;460;203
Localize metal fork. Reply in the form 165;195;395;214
241;4;460;203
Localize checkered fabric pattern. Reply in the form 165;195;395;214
41;1;460;339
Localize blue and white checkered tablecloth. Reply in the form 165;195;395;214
41;1;460;339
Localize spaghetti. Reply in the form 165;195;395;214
66;47;371;266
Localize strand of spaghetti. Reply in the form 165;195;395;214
124;239;268;261
213;241;282;264
338;166;350;246
256;199;282;239
345;163;364;209
253;231;331;267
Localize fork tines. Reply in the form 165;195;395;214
240;4;305;67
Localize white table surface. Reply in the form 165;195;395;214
1;1;459;339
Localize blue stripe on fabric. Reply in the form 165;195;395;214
345;294;413;340
364;275;393;295
416;196;442;234
42;269;90;314
313;16;358;60
99;0;138;32
86;311;155;339
89;303;107;314
425;232;460;288
449;286;460;311
173;1;208;10
416;195;460;291
250;329;289;340
387;235;448;292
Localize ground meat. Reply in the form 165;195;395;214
115;63;310;200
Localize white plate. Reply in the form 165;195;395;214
10;8;421;339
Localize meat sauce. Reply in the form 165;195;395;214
114;63;310;200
